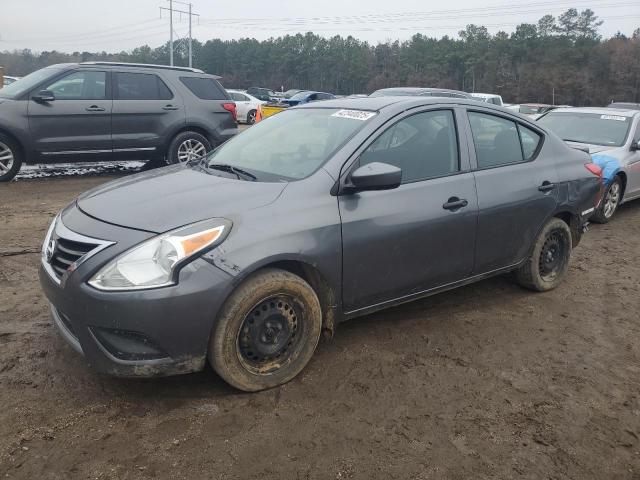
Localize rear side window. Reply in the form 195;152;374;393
519;125;542;160
360;109;459;183
180;77;227;100
468;112;524;168
114;72;172;100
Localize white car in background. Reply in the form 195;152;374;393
470;93;503;106
227;89;266;124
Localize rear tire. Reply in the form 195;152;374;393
592;176;622;224
166;131;211;165
516;218;572;292
246;109;257;125
0;135;22;182
209;268;322;392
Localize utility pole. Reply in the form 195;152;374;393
160;1;199;67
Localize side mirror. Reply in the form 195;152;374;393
346;162;402;193
33;90;55;102
631;140;639;152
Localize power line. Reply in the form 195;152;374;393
161;1;198;67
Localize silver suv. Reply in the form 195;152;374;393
0;62;238;181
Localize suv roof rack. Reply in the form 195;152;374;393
79;62;205;74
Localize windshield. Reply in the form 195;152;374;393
204;108;376;181
0;67;63;99
538;112;632;147
519;105;546;114
289;91;310;100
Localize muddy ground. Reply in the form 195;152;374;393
1;172;639;480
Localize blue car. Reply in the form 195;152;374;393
283;90;335;106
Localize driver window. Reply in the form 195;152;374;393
359;110;459;183
45;71;107;100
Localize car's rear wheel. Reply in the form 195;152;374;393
592;176;622;223
246;109;257;125
516;217;572;292
0;135;22;182
166;131;212;165
209;268;322;392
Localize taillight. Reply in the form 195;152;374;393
222;102;237;122
585;163;602;177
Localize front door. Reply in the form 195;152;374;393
465;109;558;273
27;69;112;162
339;108;478;313
111;71;184;160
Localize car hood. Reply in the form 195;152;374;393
76;164;287;233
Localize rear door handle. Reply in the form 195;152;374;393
85;105;105;112
162;105;179;110
442;197;469;211
538;181;556;192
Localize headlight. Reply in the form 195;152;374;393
42;214;59;261
88;218;231;291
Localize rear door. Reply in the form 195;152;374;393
111;71;184;160
230;92;250;122
464;109;557;273
339;107;478;312
27;69;112;162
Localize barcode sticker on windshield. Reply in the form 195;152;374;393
332;110;377;121
601;115;627;121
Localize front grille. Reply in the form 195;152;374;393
50;236;98;279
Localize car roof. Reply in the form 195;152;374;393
471;93;501;98
296;95;507;112
544;106;638;117
608;102;640;110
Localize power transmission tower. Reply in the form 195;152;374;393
160;1;199;67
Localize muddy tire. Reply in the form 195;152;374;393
516;218;572;292
209;268;322;392
0;134;22;182
592;176;622;224
166;131;211;165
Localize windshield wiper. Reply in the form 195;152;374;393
207;163;257;181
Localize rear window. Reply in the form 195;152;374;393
180;77;227;100
538;112;632;147
114;72;173;100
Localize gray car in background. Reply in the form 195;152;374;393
0;62;238;181
537;106;640;222
40;97;601;391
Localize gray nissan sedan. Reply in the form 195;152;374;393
40;97;601;391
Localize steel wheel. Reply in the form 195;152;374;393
176;139;207;163
603;181;621;219
538;229;569;283
237;294;304;375
0;141;15;176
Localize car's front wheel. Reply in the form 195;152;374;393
516;217;572;292
166;131;212;165
209;268;322;392
0;135;22;182
592;176;622;223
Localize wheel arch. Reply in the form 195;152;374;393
227;257;339;338
553;210;581;247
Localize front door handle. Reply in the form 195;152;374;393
85;105;105;112
162;105;179;110
538;181;556;192
442;197;469;211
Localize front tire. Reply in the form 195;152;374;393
209;268;322;392
516;218;572;292
166;131;211;165
592;176;622;223
246;109;257;125
0;135;22;182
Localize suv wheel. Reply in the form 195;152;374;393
0;135;22;182
592;176;622;224
209;268;322;392
167;131;212;165
516;217;572;292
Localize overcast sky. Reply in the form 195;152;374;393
1;0;638;52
